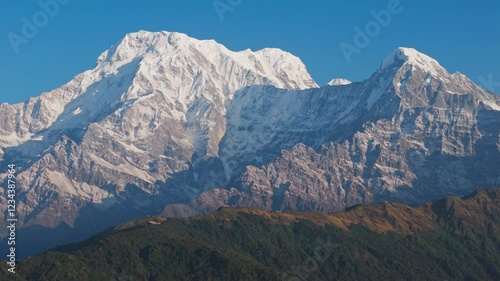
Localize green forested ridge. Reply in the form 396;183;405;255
2;188;499;281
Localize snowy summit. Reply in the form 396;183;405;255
380;47;447;76
327;78;352;86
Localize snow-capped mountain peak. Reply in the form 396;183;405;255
327;78;352;86
96;30;318;90
380;47;447;76
378;47;498;108
0;30;318;150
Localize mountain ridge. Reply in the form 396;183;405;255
1;30;499;258
4;187;500;281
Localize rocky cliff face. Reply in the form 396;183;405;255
0;30;316;229
166;47;500;216
0;32;498;256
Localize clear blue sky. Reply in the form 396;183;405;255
1;0;499;104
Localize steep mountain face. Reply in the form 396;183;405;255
0;30;499;256
0;31;315;226
6;188;500;281
166;47;500;215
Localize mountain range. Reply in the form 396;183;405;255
1;30;499;257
